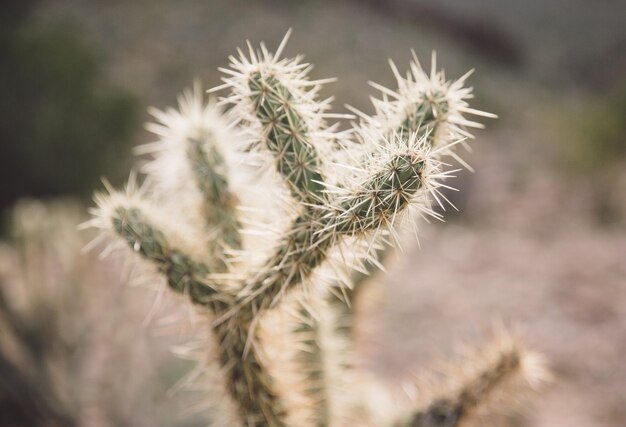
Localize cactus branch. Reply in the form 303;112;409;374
142;85;242;269
248;72;327;204
186;131;242;253
112;205;229;308
332;55;497;344
397;334;548;427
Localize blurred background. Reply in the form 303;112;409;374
1;1;625;426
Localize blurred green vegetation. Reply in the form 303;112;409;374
553;82;626;224
0;5;138;214
570;83;626;173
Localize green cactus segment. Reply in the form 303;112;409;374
248;72;327;204
216;323;287;427
112;205;286;426
112;206;225;308
333;92;449;341
333;153;425;235
336;89;451;334
326;153;425;338
186;133;242;256
405;350;521;427
397;90;449;146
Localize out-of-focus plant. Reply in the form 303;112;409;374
555;82;626;223
0;6;137;214
88;32;547;426
564;82;626;173
0;199;205;427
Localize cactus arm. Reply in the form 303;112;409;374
187;132;242;250
108;203;286;426
333;57;496;342
247;72;328;204
331;152;426;235
112;206;228;308
143;86;242;269
396;335;547;427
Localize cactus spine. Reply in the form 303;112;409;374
88;32;544;427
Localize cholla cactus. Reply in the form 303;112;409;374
86;31;546;426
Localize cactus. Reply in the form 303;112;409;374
87;31;546;426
